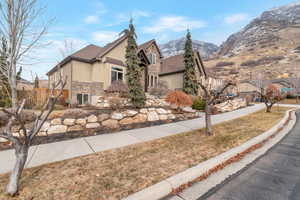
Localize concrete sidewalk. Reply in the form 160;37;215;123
0;104;266;174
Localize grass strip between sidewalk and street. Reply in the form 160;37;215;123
0;107;291;200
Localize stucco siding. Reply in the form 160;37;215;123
160;73;183;90
104;39;127;62
72;61;92;82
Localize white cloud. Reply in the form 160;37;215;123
224;13;249;25
95;1;107;15
143;16;206;34
92;31;119;45
106;10;151;27
84;15;100;24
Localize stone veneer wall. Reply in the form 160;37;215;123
71;81;104;104
36;107;200;136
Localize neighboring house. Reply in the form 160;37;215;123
159;52;206;91
47;33;163;105
17;78;33;91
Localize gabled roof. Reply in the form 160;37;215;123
138;39;163;58
159;51;206;77
47;33;129;75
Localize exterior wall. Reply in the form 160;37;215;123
71;81;104;105
238;82;260;93
144;43;161;89
160;73;184;90
104;39;127;62
72;61;92;82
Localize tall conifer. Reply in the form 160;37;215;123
125;20;145;108
183;30;199;96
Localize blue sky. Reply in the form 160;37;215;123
24;0;298;80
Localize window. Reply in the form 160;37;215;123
77;94;89;105
155;76;158;86
149;53;156;64
151;75;154;87
111;67;124;83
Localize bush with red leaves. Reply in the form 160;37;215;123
166;90;193;108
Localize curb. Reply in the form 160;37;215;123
123;109;296;200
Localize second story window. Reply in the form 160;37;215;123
149;53;156;64
111;67;123;83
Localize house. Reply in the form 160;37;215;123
159;52;206;91
16;78;34;91
47;33;162;105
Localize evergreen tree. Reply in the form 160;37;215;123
125;19;145;108
183;30;199;96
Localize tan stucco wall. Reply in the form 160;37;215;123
104;39;127;62
72;61;92;82
160;73;183;90
238;82;260;93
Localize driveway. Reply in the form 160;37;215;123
201;111;300;200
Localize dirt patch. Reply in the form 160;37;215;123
0;107;290;200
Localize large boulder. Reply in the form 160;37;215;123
76;118;87;126
68;125;83;132
123;110;138;117
156;108;168;115
132;114;147;123
51;118;62;125
63;118;76;126
48;125;67;134
119;117;135;125
147;111;159;122
102;119;120;129
98;113;110;122
111;112;124;120
86;123;100;129
87;115;98;123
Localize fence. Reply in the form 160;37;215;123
34;88;69;106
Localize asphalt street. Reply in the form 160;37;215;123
201;111;300;200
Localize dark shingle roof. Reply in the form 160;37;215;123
160;54;185;75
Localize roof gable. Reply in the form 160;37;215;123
139;39;163;58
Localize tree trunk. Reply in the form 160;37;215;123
9;59;18;109
6;145;28;196
205;102;213;136
266;105;272;113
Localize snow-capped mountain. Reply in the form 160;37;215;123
159;38;219;59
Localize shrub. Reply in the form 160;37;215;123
192;98;205;110
106;81;129;97
109;96;124;110
166;91;192;108
149;81;170;98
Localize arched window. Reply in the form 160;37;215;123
151;75;154;87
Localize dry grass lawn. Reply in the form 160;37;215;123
0;107;291;200
280;98;300;105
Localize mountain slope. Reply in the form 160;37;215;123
160;38;219;59
204;1;300;81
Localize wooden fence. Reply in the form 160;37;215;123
34;88;69;106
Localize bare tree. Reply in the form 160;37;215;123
0;0;49;109
198;77;236;136
0;78;66;196
58;39;75;60
259;84;283;112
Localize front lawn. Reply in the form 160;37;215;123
0;107;291;200
280;98;300;105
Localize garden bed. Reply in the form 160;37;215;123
0;107;290;200
0;107;200;151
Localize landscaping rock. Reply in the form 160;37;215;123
76;118;87;126
102;119;120;129
86;123;100;129
123;110;138;117
48;125;67;134
168;114;176;120
0;137;8;142
133;114;147;123
40;122;50;132
182;107;196;113
98;113;110;122
120;118;135;125
87;115;98;123
159;115;168;121
147;111;159;121
148;108;156;111
156;108;168;114
140;108;148;114
111;112;124;120
63;118;75;126
38;132;47;136
51;118;62;125
68;125;83;132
